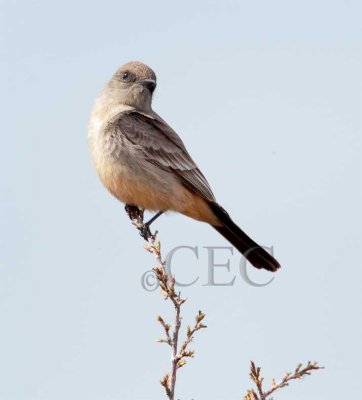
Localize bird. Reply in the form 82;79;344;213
88;61;280;272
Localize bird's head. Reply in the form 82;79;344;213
107;61;157;111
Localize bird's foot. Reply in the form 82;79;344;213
125;205;160;241
138;211;163;241
125;204;143;223
138;222;154;241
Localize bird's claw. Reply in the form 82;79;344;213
138;223;153;241
124;204;158;241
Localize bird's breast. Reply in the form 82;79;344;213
88;111;136;201
88;106;170;209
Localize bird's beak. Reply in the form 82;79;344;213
139;79;157;93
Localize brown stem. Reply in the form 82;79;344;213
132;213;205;400
169;303;181;400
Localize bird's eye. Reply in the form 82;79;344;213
122;72;129;79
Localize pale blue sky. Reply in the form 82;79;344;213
0;1;361;399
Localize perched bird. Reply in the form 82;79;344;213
88;61;280;272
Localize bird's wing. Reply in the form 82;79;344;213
108;110;216;202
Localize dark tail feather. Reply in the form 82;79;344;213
208;202;281;272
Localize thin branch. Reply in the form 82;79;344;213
156;315;172;346
243;361;323;400
131;211;206;400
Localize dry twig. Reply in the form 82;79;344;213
243;361;323;400
131;211;206;400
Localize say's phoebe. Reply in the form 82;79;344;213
88;61;281;272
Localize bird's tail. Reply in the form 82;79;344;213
208;202;281;272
